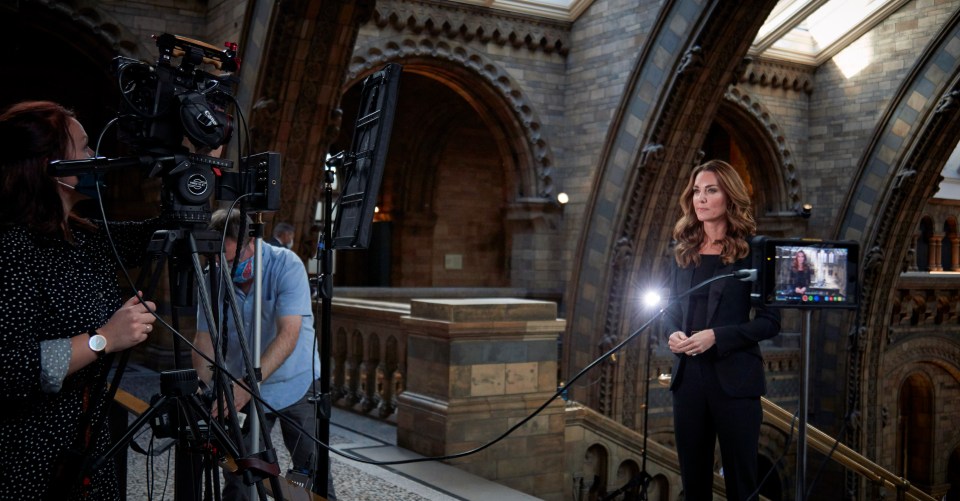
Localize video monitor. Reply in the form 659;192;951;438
751;237;859;309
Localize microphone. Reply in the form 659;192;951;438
734;268;757;282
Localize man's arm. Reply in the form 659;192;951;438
259;314;302;381
192;330;215;385
229;314;301;413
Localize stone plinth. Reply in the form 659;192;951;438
397;298;567;500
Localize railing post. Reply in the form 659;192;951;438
397;298;567;500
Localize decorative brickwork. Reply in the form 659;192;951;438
371;0;571;55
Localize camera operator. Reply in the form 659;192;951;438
0;100;159;499
192;208;321;500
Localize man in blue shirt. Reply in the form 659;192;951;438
192;209;321;500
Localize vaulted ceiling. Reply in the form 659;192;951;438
448;0;911;66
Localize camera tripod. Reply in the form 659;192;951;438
96;226;287;501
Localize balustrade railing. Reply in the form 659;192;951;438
329;298;410;420
325;292;945;501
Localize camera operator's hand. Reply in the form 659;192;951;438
97;293;157;353
212;384;251;419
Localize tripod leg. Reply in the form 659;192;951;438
91;395;171;473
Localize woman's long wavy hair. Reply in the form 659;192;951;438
673;159;756;267
0;101;83;239
792;250;810;271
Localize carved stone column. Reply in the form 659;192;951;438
908;233;919;271
929;233;944;271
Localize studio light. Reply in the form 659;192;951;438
642;290;661;308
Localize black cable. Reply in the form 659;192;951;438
804;414;850;500
745;410;799;501
267;270;747;467
88;93;761;472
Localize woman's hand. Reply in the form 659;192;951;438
97;293;157;353
668;329;716;357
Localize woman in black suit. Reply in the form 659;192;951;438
663;160;780;501
789;250;814;294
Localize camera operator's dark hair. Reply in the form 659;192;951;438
208;208;251;240
0;101;85;239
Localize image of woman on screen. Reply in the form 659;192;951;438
663;159;780;501
789;249;815;294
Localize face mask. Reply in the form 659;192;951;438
232;255;254;285
284;240;293;249
56;174;103;201
75;173;104;200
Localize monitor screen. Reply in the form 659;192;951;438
752;237;859;309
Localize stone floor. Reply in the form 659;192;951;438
117;363;541;500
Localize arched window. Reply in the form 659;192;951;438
943;217;958;271
582;444;609;501
898;373;935;487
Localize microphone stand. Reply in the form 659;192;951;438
310;164;335;497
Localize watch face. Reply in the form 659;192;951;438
89;334;107;352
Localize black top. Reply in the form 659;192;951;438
790;266;813;290
663;252;781;397
686;254;721;333
0;219;156;500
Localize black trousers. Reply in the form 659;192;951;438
672;355;762;501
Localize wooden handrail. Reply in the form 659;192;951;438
761;397;936;501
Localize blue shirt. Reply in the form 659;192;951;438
198;243;320;410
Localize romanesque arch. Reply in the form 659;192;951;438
831;8;960;498
564;0;781;418
721;86;803;215
346;40;556;201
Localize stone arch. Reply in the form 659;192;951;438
831;9;960;477
583;443;610;498
1;0;144;132
758;420;791;501
15;0;147;58
722;86;803;213
563;0;780;415
347;38;556;200
897;372;935;487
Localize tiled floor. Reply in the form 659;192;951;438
118;364;541;500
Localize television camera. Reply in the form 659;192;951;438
49;32;279;226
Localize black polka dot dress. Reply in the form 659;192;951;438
0;219;157;500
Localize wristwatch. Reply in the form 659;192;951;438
88;331;108;357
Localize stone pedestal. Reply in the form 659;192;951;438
397;298;567;500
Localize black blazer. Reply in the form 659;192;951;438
663;253;780;398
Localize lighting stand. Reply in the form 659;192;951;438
310;167;335;498
637;319;657;500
